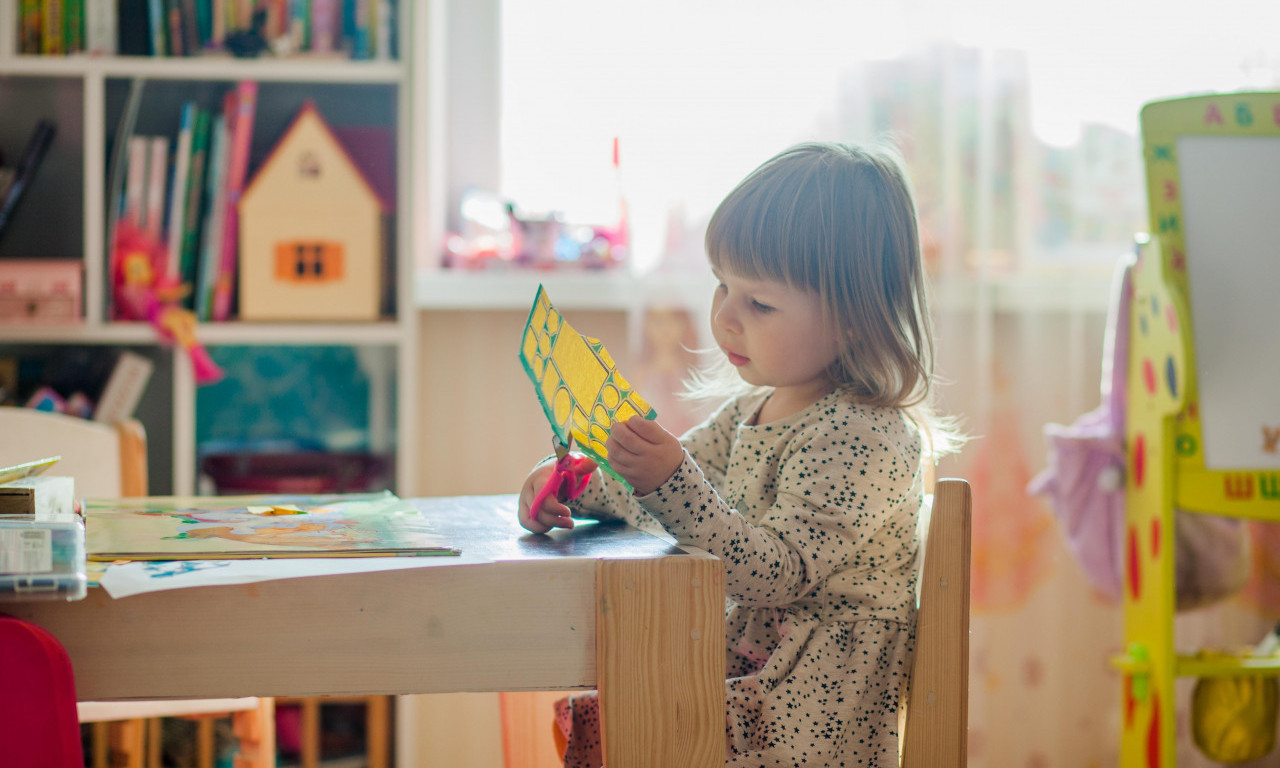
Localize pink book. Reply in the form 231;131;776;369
211;80;258;322
311;0;337;53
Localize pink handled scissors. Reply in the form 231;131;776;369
529;431;595;522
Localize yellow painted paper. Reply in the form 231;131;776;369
519;285;657;484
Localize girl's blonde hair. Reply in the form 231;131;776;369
693;141;959;454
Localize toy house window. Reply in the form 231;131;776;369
298;151;322;178
275;242;344;283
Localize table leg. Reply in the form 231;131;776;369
596;556;725;767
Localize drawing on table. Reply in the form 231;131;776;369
85;492;459;561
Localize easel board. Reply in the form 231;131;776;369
1140;91;1280;508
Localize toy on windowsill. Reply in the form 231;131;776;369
442;199;628;271
442;138;630;271
111;220;223;385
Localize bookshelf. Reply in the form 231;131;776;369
0;0;420;498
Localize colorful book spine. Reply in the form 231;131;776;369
41;0;65;54
179;108;211;304
233;0;251;31
147;0;166;55
349;0;370;59
116;0;153;55
63;0;84;53
19;0;42;54
180;0;200;54
145;135;169;241
196;93;231;320
193;0;211;48
211;80;257;322
374;0;392;60
84;0;117;55
167;2;184;56
125;135;149;227
209;0;225;48
165;102;196;282
310;0;336;53
290;0;310;50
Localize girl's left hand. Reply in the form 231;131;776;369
606;416;683;496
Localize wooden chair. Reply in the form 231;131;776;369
901;478;973;768
0;406;274;768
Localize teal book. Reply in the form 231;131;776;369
179;107;210;305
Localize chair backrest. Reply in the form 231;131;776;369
0;407;147;497
902;478;972;768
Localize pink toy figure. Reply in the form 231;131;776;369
111;220;223;384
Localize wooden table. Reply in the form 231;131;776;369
9;495;726;767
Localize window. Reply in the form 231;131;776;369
454;0;1280;278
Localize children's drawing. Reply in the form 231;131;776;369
518;285;656;480
141;560;230;579
85;492;457;561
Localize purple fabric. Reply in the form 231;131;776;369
1030;404;1126;597
1028;254;1249;609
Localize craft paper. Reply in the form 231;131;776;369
85;492;458;561
519;285;657;481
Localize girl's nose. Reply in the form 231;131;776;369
713;301;740;333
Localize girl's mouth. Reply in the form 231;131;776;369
723;349;749;367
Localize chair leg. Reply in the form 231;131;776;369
197;717;215;768
108;719;145;768
232;698;276;768
90;722;109;768
145;717;162;767
366;696;391;768
301;697;322;768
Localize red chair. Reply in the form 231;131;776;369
0;615;83;767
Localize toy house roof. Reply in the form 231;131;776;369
241;100;390;212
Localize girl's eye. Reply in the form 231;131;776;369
750;299;775;313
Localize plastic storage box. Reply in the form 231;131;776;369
0;515;87;601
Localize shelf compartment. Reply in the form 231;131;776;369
0;76;84;262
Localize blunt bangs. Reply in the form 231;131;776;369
703;142;932;409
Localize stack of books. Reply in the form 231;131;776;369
113;81;257;321
17;0;397;60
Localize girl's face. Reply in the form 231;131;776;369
710;266;841;410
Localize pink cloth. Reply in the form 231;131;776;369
1028;253;1249;610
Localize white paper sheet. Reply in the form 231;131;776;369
1179;135;1280;469
99;551;492;599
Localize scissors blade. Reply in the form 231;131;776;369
552;418;575;460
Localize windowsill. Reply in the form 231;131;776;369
414;267;1114;314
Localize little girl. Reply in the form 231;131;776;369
520;141;957;767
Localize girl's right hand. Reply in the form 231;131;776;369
518;462;575;533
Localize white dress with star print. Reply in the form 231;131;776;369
560;388;924;767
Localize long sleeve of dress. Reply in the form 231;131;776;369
564;397;745;533
638;400;920;615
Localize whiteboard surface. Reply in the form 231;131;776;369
1179;135;1280;469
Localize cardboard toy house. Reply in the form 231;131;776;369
238;101;387;322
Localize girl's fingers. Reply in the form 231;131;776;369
625;416;668;443
535;499;574;529
527;496;574;531
607;420;642;453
